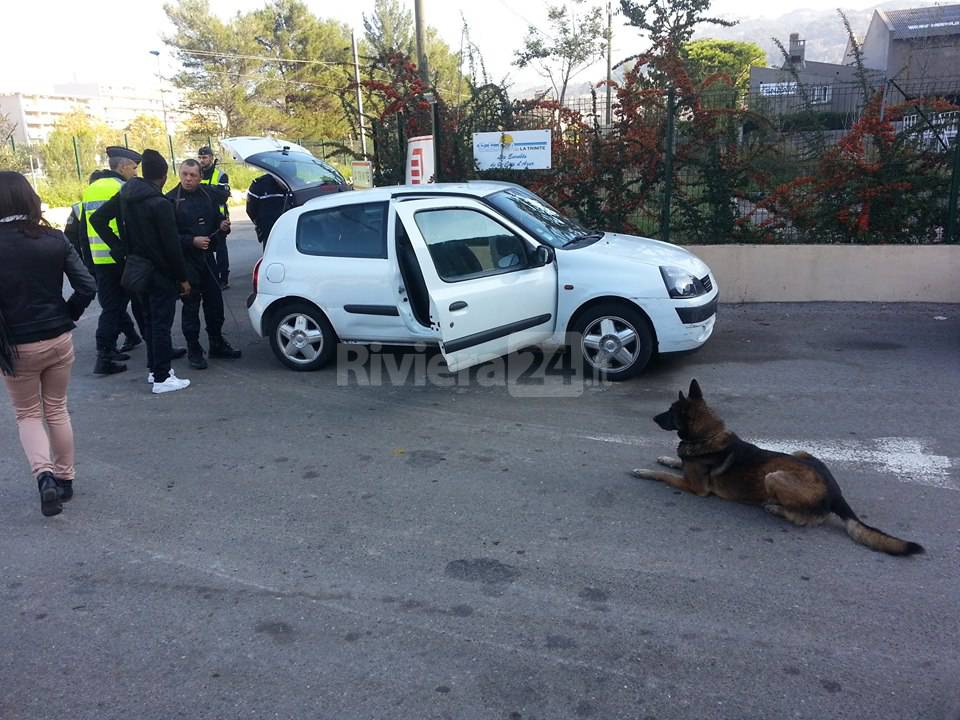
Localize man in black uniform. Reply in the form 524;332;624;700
245;173;289;248
65;170;143;356
167;159;242;369
197;145;231;289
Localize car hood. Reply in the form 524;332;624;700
574;232;710;276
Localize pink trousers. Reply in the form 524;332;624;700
2;332;77;480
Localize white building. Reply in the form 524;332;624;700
0;83;183;145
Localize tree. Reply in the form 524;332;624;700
165;0;362;141
620;0;734;54
682;39;765;92
125;114;168;152
165;0;268;136
41;110;119;180
249;0;354;139
362;0;413;58
0;113;30;174
513;0;606;106
362;0;465;96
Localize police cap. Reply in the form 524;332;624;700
105;146;142;164
197;145;214;157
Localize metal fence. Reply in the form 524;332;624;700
549;79;960;243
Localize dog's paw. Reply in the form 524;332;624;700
657;456;682;469
631;468;657;480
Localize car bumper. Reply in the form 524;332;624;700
247;293;276;337
646;292;718;353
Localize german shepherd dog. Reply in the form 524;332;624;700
632;379;924;556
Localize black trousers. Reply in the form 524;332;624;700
94;266;126;353
181;256;225;345
118;303;142;341
214;240;229;283
141;278;179;383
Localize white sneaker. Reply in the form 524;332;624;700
152;370;191;394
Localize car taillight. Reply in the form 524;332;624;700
252;257;263;294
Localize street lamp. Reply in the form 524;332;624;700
149;50;170;136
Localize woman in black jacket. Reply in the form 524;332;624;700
0;172;97;517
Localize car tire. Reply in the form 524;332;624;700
267;303;337;371
572;303;654;381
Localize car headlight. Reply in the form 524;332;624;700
659;266;707;299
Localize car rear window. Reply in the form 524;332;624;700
248;151;346;190
296;202;388;259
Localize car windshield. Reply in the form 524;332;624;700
486;187;591;248
247;151;346;190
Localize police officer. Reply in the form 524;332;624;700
197;146;231;289
65;172;143;355
167;159;242;369
82;146;143;374
246;173;289;248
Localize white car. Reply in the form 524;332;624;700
247;170;717;379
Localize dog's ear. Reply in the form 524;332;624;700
678;390;685;401
689;378;703;400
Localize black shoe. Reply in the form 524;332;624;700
56;478;73;502
118;335;143;353
209;337;242;359
94;356;127;375
106;348;131;362
171;347;187;360
188;345;208;370
38;472;62;517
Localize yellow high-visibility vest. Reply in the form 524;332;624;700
81;177;124;265
202;167;229;216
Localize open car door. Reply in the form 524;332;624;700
393;196;558;372
220;136;351;206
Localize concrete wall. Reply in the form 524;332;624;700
687;244;960;303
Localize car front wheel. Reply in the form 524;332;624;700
268;303;336;371
573;303;654;380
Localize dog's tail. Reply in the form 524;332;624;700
831;494;924;556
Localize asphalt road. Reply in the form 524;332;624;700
2;220;958;720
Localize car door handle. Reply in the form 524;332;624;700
449;301;468;311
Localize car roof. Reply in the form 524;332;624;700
300;181;522;210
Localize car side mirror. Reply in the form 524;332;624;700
533;245;554;267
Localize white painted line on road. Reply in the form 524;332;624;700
752;436;956;491
574;433;956;490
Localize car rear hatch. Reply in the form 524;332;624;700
221;136;352;206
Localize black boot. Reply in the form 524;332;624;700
94;353;127;375
118;334;142;353
56;477;73;502
171;347;187;360
187;343;208;370
209;336;242;359
38;472;62;517
105;347;131;362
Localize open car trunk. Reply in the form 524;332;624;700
221;136;352;207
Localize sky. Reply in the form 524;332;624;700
0;0;902;96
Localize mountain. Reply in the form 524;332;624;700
694;0;944;65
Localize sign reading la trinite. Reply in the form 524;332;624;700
472;130;552;171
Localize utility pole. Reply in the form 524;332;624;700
149;50;170;138
351;30;368;157
414;0;429;85
606;1;613;126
